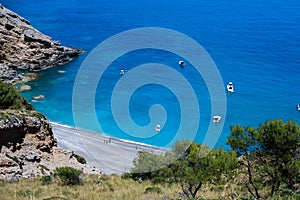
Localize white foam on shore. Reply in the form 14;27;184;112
117;138;169;150
51;121;74;129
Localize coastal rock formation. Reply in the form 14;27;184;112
0;4;82;84
0;110;101;179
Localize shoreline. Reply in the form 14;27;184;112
50;122;168;175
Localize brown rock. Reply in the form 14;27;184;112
18;85;31;92
0;5;82;84
0;110;100;179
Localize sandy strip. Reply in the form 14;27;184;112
51;122;168;175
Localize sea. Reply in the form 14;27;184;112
2;0;300;149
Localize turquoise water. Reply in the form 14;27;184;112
2;0;300;148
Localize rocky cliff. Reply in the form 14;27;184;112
0;110;100;179
0;4;82;84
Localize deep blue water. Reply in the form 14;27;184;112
2;0;300;149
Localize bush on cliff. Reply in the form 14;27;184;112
0;81;33;110
73;153;87;164
54;167;83;186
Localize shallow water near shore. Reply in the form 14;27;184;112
3;0;300;148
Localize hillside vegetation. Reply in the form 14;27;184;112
1;119;298;200
0;174;182;200
125;119;300;199
0;80;33;110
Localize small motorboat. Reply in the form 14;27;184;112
33;95;45;100
178;60;185;67
120;69;125;75
155;124;161;132
58;70;66;74
227;82;234;93
213;115;221;123
297;104;300;111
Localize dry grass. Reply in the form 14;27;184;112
0;174;248;200
2;174;288;200
0;175;181;200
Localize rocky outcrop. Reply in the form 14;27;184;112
0;4;82;84
0;110;101;179
0;64;25;83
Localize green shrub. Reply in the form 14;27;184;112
54;167;82;186
144;186;162;194
73;154;86;164
41;176;52;185
121;172;132;179
0;81;33;110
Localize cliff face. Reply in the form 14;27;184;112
0;4;82;84
0;5;99;179
0;111;100;179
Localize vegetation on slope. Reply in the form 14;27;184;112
1;119;299;199
126;119;300;199
0;174;181;200
227;119;300;199
0;80;33;110
55;167;83;186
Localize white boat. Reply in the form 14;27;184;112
227;82;234;93
155;124;161;132
58;70;66;74
213;115;221;123
178;60;185;67
33;95;45;100
297;104;300;111
120;69;125;75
